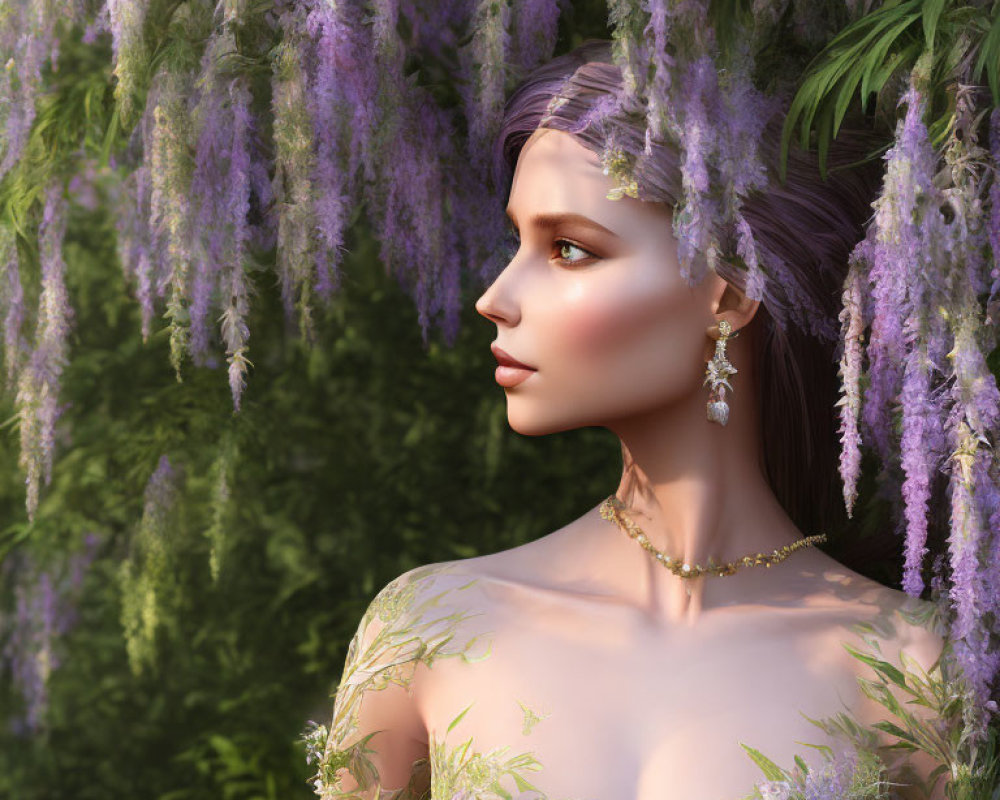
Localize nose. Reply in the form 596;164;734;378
475;266;512;324
476;244;525;324
475;284;505;324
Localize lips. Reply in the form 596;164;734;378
491;344;536;370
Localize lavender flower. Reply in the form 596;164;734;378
899;340;939;596
270;10;318;340
463;0;512;175
15;182;73;521
641;0;676;149
119;455;182;676
987;107;1000;323
673;55;723;285
946;419;995;730
82;2;111;44
863;82;937;464
222;77;255;410
2;535;100;735
0;223;24;390
837;249;867;519
0;2;63;180
512;0;560;75
148;66;195;380
304;2;351;302
107;0;150;125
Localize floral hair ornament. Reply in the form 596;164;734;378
600;141;640;201
539;93;569;126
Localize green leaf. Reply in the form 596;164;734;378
511;773;541;793
973;5;1000;106
739;743;788;782
779;0;923;181
861;42;920;112
816;99;836;180
447;702;474;733
872;720;917;743
922;0;947;51
843;643;911;691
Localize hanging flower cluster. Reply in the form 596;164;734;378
835;67;1000;731
0;532;100;735
0;0;555;521
118;453;183;676
15;183;74;522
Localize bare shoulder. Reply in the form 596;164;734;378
798;561;952;797
366;559;497;624
807;560;947;672
845;570;946;671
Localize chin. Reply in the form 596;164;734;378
505;405;593;437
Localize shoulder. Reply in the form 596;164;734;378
345;560;500;680
793;559;945;670
354;560;492;640
328;561;497;739
805;571;952;798
826;568;947;671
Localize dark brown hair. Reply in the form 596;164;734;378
493;38;888;542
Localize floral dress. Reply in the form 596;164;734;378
301;562;994;800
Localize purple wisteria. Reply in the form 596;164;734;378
1;533;100;735
119;454;182;676
16;182;74;522
840;72;1000;731
106;0;149;126
837;247;867;519
0;224;25;390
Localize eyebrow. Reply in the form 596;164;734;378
505;209;619;238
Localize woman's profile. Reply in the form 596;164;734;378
307;39;949;800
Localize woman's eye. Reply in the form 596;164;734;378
503;229;595;266
554;239;594;266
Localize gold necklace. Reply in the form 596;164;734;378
599;495;827;579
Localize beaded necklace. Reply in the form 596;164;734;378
599;495;827;579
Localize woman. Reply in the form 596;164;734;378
308;39;948;799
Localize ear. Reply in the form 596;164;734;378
709;273;760;336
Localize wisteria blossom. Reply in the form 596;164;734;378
1;533;100;735
119;454;182;676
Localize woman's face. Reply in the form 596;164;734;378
475;127;732;436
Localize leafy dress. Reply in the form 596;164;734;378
301;563;998;800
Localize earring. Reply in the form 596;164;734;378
704;319;739;426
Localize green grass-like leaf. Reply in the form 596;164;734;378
844;644;912;690
740;743;789;782
780;0;923;181
973;5;1000;106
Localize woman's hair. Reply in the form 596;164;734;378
493;38;889;548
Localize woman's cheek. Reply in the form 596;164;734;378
554;283;667;361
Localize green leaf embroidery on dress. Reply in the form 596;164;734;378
517;701;549;737
429;727;547;800
307;566;495;799
425;695;554;798
740;606;1000;800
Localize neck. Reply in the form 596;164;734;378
605;358;810;622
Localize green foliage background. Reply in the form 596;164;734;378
0;2;920;798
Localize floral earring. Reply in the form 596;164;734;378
704;319;739;426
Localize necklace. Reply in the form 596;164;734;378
599;495;827;579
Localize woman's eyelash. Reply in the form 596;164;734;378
504;230;596;265
553;239;594;264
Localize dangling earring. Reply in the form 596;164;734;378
704;319;739;426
